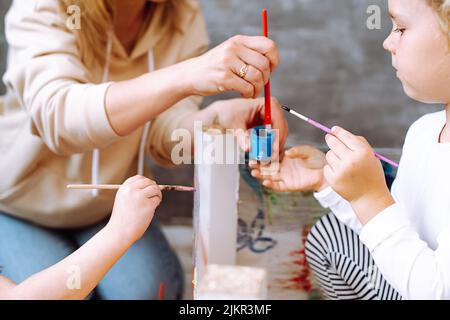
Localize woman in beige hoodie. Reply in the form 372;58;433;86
0;0;287;299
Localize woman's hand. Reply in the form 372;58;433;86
105;35;278;137
250;145;328;192
208;96;289;154
181;35;279;98
324;126;394;224
108;175;162;243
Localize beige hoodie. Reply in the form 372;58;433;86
0;0;209;228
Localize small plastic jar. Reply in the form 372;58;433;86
249;126;274;162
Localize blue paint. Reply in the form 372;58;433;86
249;126;274;162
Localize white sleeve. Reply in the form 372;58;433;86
358;117;450;299
313;187;363;234
359;204;450;300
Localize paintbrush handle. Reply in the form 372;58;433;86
307;118;333;134
67;184;121;190
67;184;196;192
262;8;272;126
283;106;400;168
309;119;399;167
373;153;399;168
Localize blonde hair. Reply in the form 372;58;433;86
429;0;450;41
58;0;190;69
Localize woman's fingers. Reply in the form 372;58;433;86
231;60;264;98
233;129;250;152
237;46;271;84
235;35;280;71
210;36;278;98
225;70;255;98
190;35;278;97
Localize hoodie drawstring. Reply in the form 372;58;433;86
91;33;113;197
137;50;154;175
91;33;154;197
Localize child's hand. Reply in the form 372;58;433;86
250;145;328;192
324;126;394;224
108;176;162;243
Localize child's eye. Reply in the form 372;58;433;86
393;27;406;35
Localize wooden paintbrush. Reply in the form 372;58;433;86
67;184;196;192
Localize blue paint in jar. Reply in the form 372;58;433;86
249;126;274;162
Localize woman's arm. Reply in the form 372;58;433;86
5;2;278;154
105;64;192;136
105;34;279;137
0;176;161;300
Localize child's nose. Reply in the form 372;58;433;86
383;34;396;54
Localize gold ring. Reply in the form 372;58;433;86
238;63;249;78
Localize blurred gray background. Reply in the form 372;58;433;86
0;0;442;222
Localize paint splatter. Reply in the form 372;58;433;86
279;225;313;293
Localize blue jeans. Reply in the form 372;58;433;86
0;212;184;300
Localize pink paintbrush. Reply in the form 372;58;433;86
281;105;399;168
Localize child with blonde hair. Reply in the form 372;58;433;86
252;0;450;299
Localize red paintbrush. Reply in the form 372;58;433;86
262;8;272;129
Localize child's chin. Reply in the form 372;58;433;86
400;82;423;102
402;84;438;104
401;83;417;99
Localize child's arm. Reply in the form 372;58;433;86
250;145;364;233
357;201;450;299
0;175;161;300
324;126;450;299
